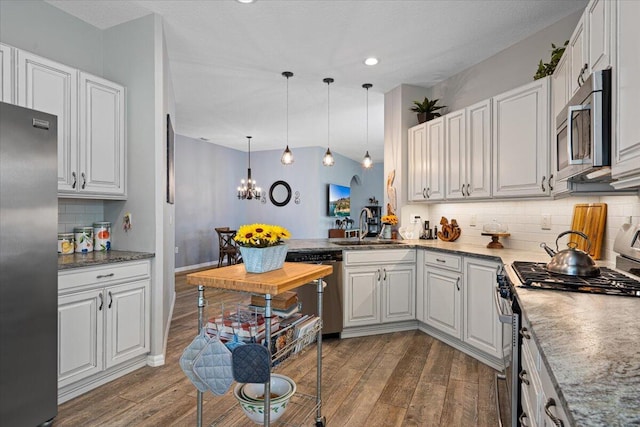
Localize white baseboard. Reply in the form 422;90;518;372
175;260;217;273
146;353;165;367
146;289;176;367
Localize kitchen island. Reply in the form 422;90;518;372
288;238;640;426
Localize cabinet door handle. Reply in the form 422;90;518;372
549;174;554;191
519;412;529;426
466;183;471;197
71;172;77;189
81;172;87;189
461;184;466;197
455;277;460;291
383;268;387;281
426;187;431;198
96;273;115;279
544;398;565;427
108;291;113;309
520;327;531;340
422;188;427;198
377;269;381;281
519;369;530;385
98;293;103;311
541;176;546;192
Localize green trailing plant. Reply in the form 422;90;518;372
534;40;569;80
410;97;446;123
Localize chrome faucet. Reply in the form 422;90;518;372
358;207;372;241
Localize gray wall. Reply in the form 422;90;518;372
426;10;584;110
174;137;384;269
0;0;103;75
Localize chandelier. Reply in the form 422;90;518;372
237;136;261;201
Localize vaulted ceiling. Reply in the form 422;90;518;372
46;0;586;162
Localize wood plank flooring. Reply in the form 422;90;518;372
54;270;500;426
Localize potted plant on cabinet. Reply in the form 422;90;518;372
410;97;447;124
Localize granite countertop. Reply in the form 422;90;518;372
58;250;155;270
287;238;640;425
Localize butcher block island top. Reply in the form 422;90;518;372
186;262;333;294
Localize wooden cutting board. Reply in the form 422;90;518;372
569;203;607;259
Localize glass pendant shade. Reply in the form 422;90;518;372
237;136;261;201
281;71;294;165
362;83;373;169
323;147;335;166
323;77;334;167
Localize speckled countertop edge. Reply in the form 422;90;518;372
58;250;155;270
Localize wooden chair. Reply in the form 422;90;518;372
215;227;240;267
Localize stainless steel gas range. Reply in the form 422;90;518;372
495;223;640;427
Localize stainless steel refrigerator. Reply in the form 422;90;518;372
1;102;58;426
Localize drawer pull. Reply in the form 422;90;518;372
519;412;529;426
544;398;564;427
436;258;446;263
96;273;115;279
519;369;530;385
520;327;531;340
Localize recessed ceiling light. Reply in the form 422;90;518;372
364;57;379;66
236;0;256;3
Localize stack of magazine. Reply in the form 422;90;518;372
265;314;321;364
205;309;280;344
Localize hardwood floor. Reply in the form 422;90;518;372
54;271;500;426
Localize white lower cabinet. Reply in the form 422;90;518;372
58;260;150;402
519;314;569;427
417;250;503;369
343;249;416;336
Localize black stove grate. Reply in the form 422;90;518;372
512;261;640;297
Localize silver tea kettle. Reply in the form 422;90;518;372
540;230;601;277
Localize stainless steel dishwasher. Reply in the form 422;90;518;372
285;251;343;336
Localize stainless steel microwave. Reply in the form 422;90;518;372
556;69;611;181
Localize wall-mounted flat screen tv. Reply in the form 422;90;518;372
328;183;350;217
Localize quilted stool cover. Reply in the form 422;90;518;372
192;335;234;395
232;344;271;384
179;331;210;392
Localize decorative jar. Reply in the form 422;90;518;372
239;244;288;273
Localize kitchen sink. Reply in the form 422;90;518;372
331;240;404;246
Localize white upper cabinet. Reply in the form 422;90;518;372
0;43;14;103
14;46;126;199
446;100;492;200
408;118;445;202
17;50;79;193
492;78;550;198
408;123;427;201
78;72;126;197
586;0;612;73
568;15;586;96
611;0;640;188
425;117;446;201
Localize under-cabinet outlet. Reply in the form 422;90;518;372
411;214;421;224
541;214;552;230
175;246;179;254
470;215;477;227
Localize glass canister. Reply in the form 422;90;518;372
57;233;74;255
74;226;94;253
93;222;112;251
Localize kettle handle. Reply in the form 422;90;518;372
555;230;591;252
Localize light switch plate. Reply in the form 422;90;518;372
541;214;552;230
470;215;477;227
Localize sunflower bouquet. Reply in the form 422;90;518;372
234;224;291;248
381;214;398;225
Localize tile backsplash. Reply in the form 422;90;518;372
58;199;105;233
401;194;639;264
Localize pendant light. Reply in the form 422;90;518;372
322;77;335;167
280;71;294;165
237;136;261;201
362;83;373;169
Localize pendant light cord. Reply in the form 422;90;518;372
327;80;330;149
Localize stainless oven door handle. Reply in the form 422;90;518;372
494;287;513;324
567;104;591;165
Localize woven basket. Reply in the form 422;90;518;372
239;244;288;273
